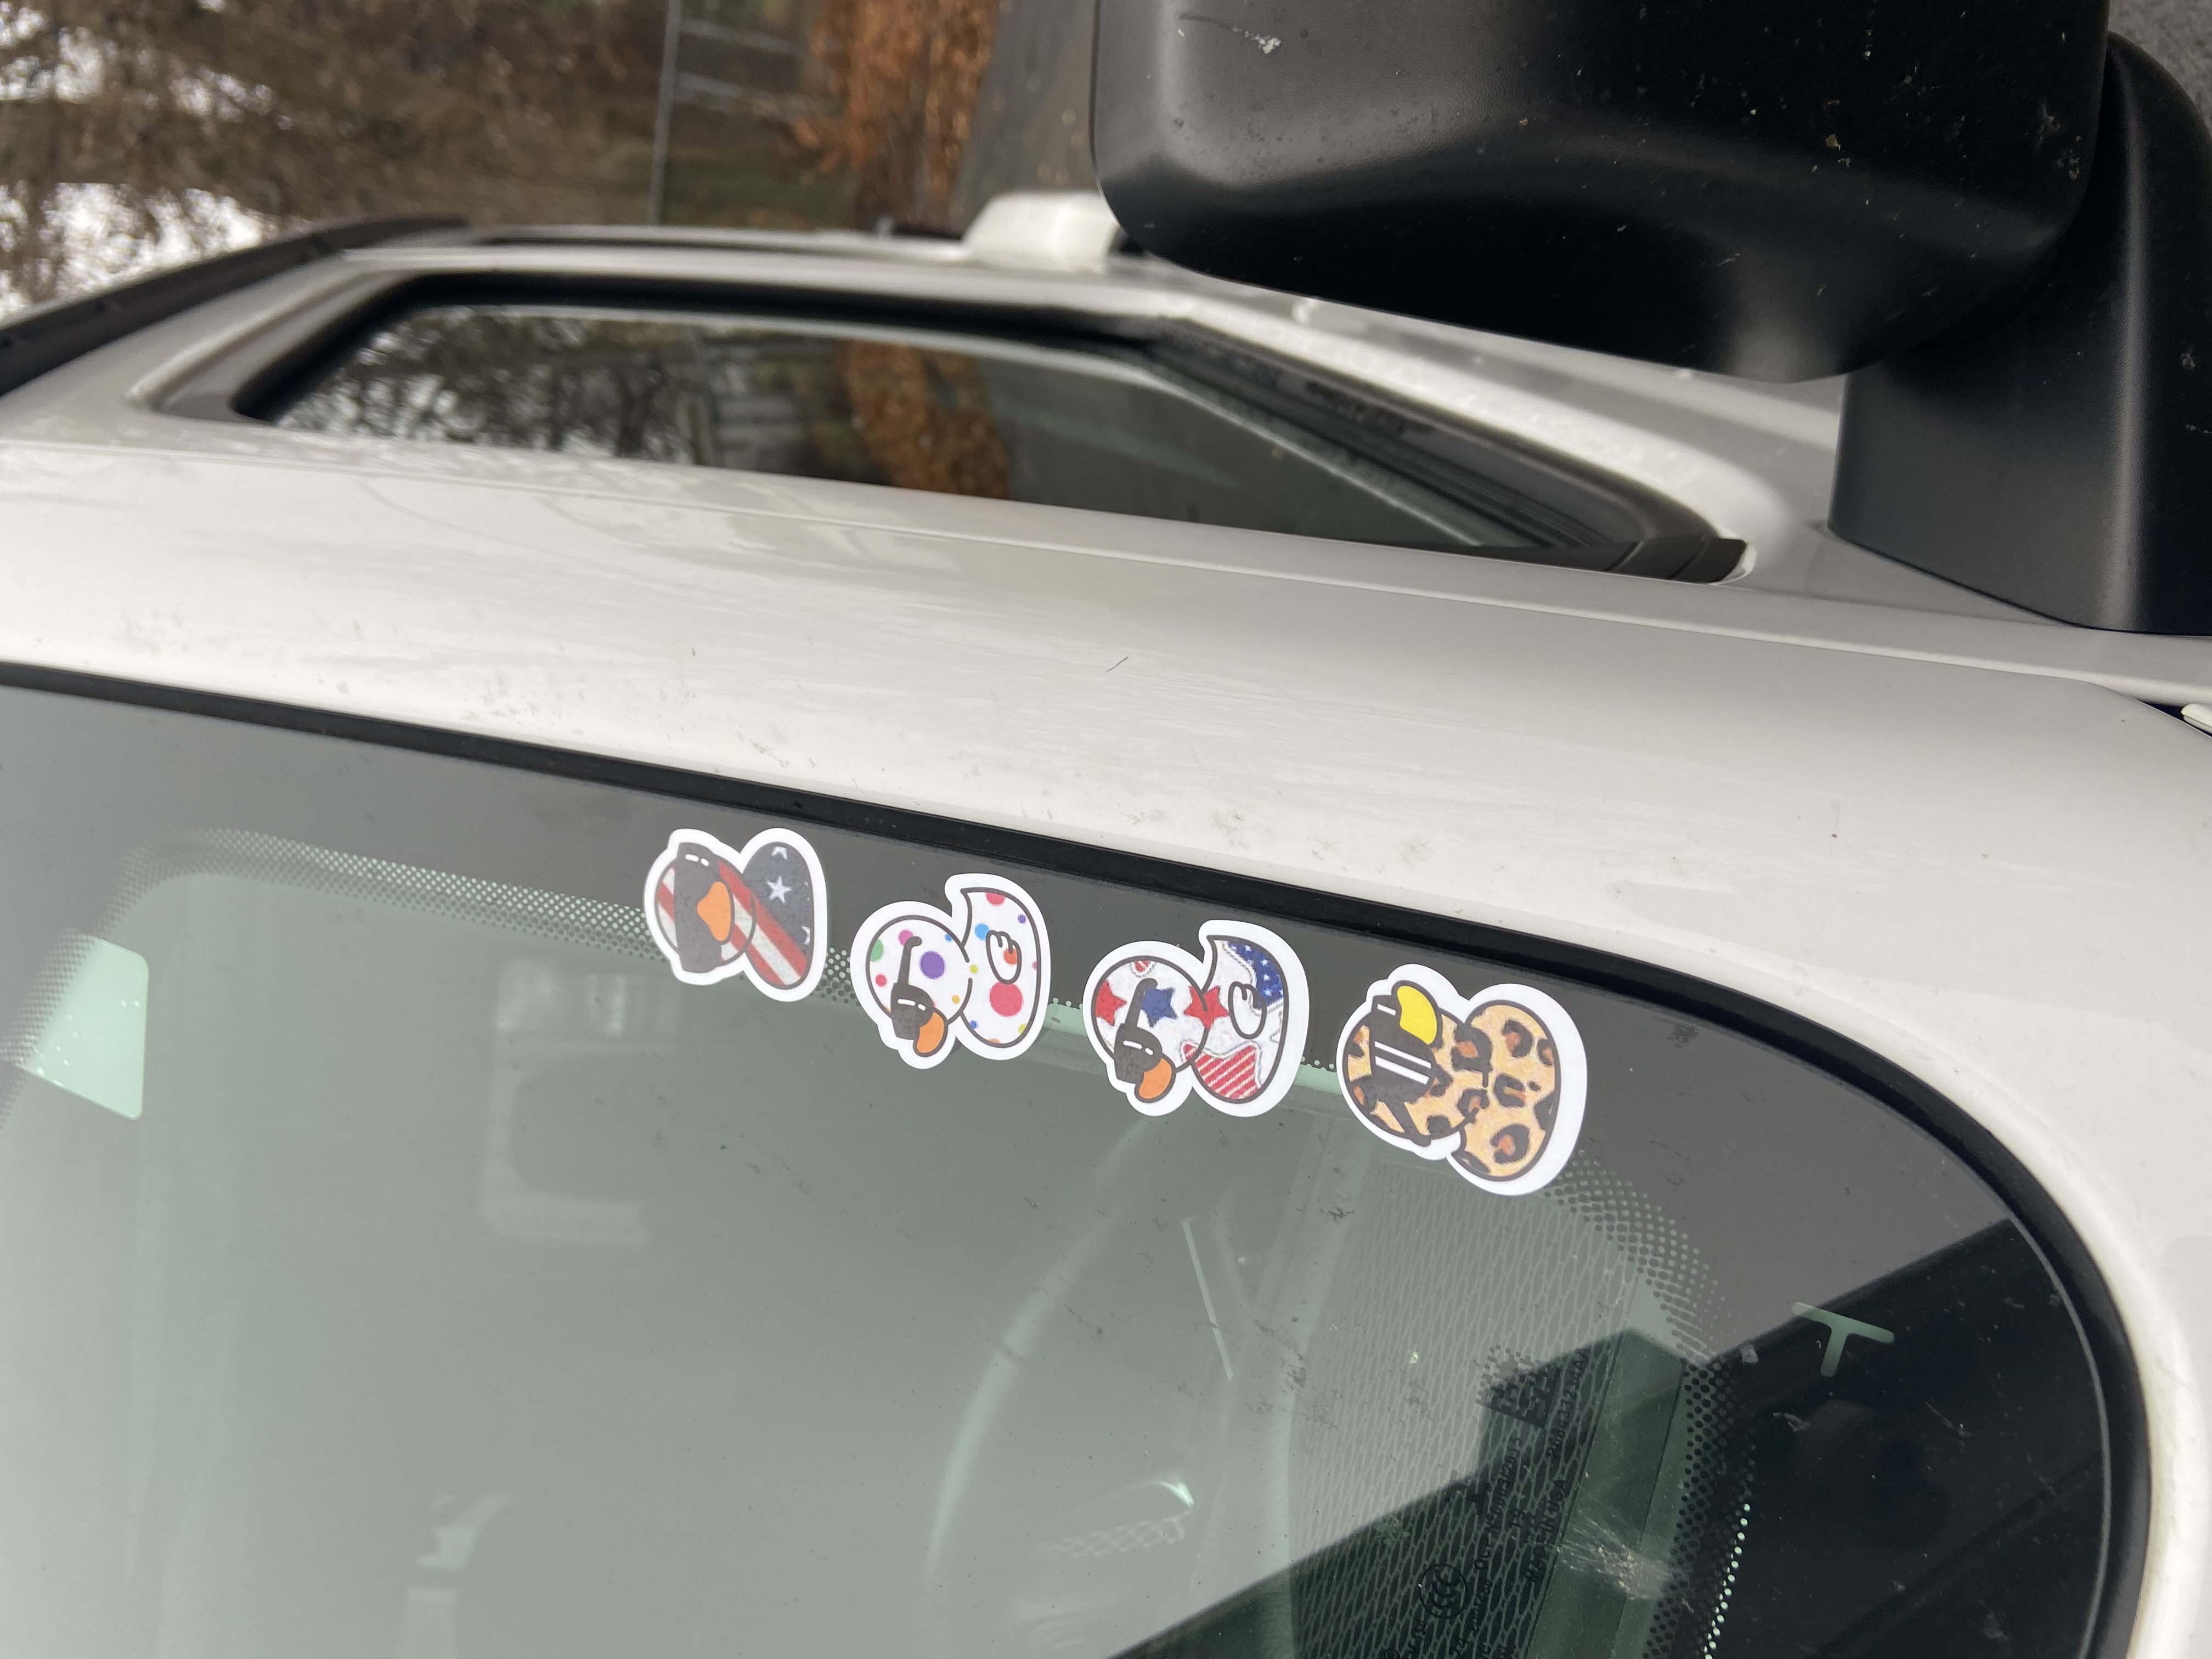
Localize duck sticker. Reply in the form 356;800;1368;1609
1337;967;1585;1194
852;876;1049;1068
1084;923;1309;1116
644;827;827;1000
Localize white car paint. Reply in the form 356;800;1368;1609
0;203;2206;1653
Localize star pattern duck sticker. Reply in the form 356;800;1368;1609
1084;922;1308;1116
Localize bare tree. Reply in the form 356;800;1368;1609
0;0;1022;310
0;0;667;303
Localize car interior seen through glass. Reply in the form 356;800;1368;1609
269;304;1538;549
0;686;2114;1659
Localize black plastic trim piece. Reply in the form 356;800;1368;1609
0;654;2148;1659
1831;38;2212;634
1093;0;2107;380
1404;534;1747;582
1146;324;1714;547
1624;535;1748;582
154;267;1724;571
0;217;464;402
159;274;415;424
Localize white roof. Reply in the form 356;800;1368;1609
2;228;2209;1651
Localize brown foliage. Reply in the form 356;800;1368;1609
0;0;1007;309
836;338;1010;496
798;0;1000;224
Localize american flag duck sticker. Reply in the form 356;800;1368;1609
1337;966;1585;1194
852;876;1050;1068
644;827;827;1000
1083;923;1308;1116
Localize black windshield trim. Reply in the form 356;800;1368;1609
0;657;2145;1659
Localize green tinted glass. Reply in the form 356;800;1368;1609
0;687;2114;1658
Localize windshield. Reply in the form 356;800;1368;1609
0;685;2113;1658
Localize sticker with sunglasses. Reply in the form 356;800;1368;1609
1337;966;1585;1194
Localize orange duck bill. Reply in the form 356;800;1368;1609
1135;1054;1177;1103
695;878;735;942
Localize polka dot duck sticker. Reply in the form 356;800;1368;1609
644;827;827;1000
851;876;1049;1068
1336;966;1585;1194
1083;923;1309;1117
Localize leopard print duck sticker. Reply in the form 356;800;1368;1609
1336;966;1586;1195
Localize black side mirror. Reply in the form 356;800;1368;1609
1096;0;2109;381
1095;1;2212;633
1831;39;2212;631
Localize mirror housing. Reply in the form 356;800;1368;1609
1096;0;2212;634
1831;38;2212;632
1094;0;2110;381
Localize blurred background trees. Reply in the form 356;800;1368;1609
0;0;1096;309
2;0;663;303
0;0;2199;315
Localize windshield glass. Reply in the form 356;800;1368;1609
0;686;2113;1658
269;305;1528;548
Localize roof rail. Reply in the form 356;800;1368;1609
0;216;462;399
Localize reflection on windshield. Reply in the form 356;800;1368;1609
1126;1222;2099;1659
0;689;2112;1658
272;306;1525;547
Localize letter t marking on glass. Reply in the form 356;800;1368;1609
1790;1302;1896;1378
